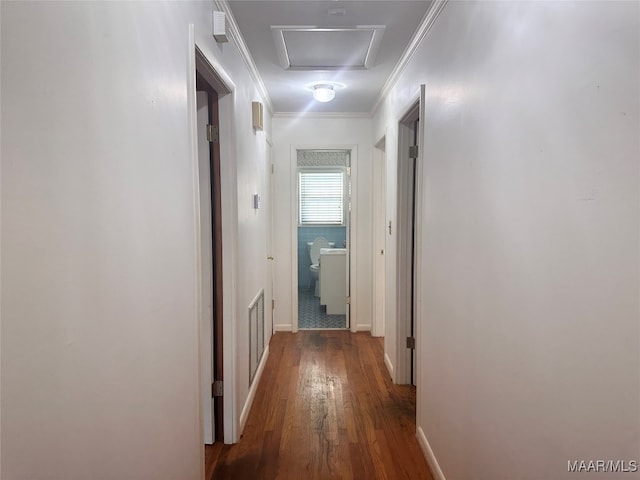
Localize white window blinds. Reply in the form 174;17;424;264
299;170;344;225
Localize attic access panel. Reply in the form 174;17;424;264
272;26;385;70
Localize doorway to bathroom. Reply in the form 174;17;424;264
296;149;351;330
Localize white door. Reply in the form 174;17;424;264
197;91;215;444
412;86;427;386
266;141;274;339
373;141;386;337
396;85;426;386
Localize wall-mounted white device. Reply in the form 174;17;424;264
252;101;264;130
213;11;228;43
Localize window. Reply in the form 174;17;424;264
298;169;345;225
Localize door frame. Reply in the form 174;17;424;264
195;70;224;442
266;138;275;339
395;86;426;385
195;89;216;444
188;28;239;447
372;136;387;338
290;144;359;333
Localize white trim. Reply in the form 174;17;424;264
414;84;427;404
399;88;422;124
348;146;357;333
417;426;447;480
265;139;275;341
195;90;214;445
394;92;420;385
193;45;232;449
274;324;294;332
219;89;240;443
371;0;447;116
214;0;274;114
195;45;233;97
190;32;240;445
355;324;371;332
384;352;394;380
195;43;241;444
187;25;206;480
274;111;372;119
372;141;386;338
289;146;299;333
239;346;270;434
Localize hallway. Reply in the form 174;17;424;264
206;331;433;479
2;1;638;478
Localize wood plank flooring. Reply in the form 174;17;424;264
206;331;434;480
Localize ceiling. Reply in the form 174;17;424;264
226;0;434;115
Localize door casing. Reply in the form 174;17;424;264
373;136;387;338
395;85;426;385
188;30;236;447
290;145;358;333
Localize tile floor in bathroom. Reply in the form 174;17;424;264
298;287;347;329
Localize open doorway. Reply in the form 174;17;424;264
396;85;426;386
296;149;351;330
195;48;224;445
398;112;418;386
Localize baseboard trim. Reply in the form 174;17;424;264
355;324;371;332
238;345;270;434
384;352;394;380
273;324;292;332
416;426;446;480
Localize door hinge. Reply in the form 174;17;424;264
271;163;274;174
212;380;223;398
206;124;219;143
409;145;419;159
406;337;416;350
272;299;275;310
346;296;351;305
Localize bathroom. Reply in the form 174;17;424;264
297;149;350;329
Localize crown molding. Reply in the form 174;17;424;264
214;0;275;114
273;111;372;119
370;0;448;116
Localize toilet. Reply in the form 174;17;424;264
308;237;330;297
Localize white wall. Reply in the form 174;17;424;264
374;1;640;479
1;1;271;478
271;116;373;332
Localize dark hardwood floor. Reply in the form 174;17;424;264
206;330;434;480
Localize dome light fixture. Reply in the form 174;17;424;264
313;84;336;103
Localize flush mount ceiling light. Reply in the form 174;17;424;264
305;81;345;103
313;84;336;103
